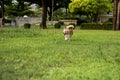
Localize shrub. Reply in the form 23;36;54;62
58;21;64;25
4;19;12;23
80;23;101;29
54;22;61;29
102;22;113;30
77;18;87;25
108;18;113;22
80;22;112;30
24;23;31;29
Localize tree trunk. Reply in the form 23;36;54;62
93;13;99;22
48;7;52;21
119;0;120;29
41;0;47;29
2;0;4;26
65;7;68;16
116;0;120;30
51;0;54;21
47;0;54;21
0;0;4;26
113;0;118;30
0;1;2;18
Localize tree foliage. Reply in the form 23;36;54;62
5;1;34;16
24;0;70;28
69;0;113;13
69;0;113;22
2;0;70;28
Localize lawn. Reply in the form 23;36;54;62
0;28;120;80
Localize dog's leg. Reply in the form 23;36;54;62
65;35;70;41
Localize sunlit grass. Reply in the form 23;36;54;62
0;28;120;80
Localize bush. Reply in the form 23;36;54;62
80;23;101;29
77;18;87;25
108;18;113;22
102;22;113;30
54;22;61;29
24;23;31;29
58;21;64;25
80;22;112;30
4;19;12;23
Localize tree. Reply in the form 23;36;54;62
0;0;13;25
47;0;71;20
5;1;34;17
117;0;120;30
24;0;70;29
113;0;117;30
69;0;113;22
113;0;120;30
41;0;47;29
0;0;4;25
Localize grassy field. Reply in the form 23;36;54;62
0;28;120;80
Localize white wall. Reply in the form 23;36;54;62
15;17;41;27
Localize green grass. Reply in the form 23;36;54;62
0;28;120;80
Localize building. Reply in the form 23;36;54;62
100;13;113;22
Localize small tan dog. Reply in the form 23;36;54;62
63;25;74;41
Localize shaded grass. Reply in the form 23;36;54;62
0;28;120;80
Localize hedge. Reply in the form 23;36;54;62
80;22;112;30
54;22;61;29
24;23;31;29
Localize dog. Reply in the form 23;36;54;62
63;25;74;41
